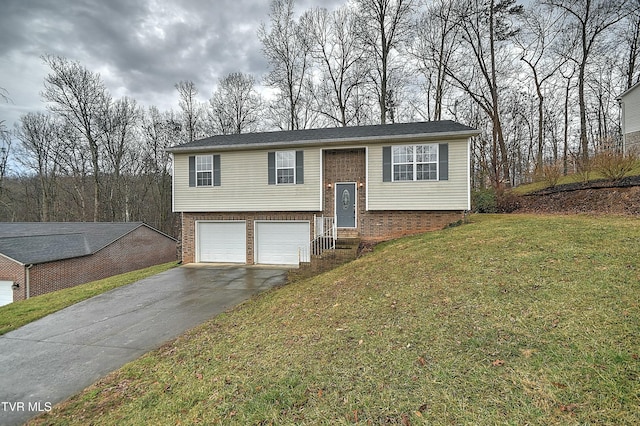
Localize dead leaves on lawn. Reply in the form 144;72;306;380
559;403;579;414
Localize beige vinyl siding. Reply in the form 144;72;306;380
622;84;640;134
367;139;470;210
173;149;322;212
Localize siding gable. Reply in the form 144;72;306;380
369;139;469;211
175;149;321;212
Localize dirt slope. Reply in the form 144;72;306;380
514;176;640;215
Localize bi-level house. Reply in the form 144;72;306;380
168;121;479;266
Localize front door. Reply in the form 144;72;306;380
335;183;356;228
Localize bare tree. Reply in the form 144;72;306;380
515;3;569;174
620;0;640;88
0;86;9;104
0;128;10;199
141;106;179;234
41;54;109;221
55;122;92;221
175;80;201;142
543;0;635;165
14;112;60;221
353;0;415;124
301;6;367;126
259;0;312;130
209;72;262;135
100;96;140;221
446;0;523;187
0;87;9;197
410;0;460;121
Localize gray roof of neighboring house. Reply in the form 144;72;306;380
0;222;172;265
167;120;480;153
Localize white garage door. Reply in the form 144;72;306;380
255;221;310;265
0;281;13;307
197;221;246;263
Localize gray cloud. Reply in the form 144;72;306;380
0;0;345;136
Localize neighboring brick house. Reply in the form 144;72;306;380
169;121;479;266
618;80;640;155
0;222;177;306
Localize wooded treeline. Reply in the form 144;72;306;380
1;0;638;234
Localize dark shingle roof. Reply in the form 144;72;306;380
0;222;150;265
167;120;479;153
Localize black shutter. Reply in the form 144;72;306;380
295;150;304;184
268;152;276;185
382;146;392;182
439;143;448;181
188;156;196;187
213;154;221;186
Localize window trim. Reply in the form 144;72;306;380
195;155;214;187
275;150;296;185
268;150;303;185
188;154;220;187
391;143;439;182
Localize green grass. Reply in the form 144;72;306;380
0;261;178;335
30;215;640;425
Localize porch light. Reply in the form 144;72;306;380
12;283;19;290
327;183;332;188
359;182;364;188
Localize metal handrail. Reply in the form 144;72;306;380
311;216;336;256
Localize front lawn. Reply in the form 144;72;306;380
0;261;179;335
31;215;639;424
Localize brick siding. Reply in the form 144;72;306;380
0;255;26;303
9;226;176;301
182;212;316;264
322;148;464;240
626;130;640;155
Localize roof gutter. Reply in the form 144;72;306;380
166;129;481;154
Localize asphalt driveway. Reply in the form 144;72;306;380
0;265;288;426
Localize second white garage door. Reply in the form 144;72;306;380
197;221;246;263
255;221;310;265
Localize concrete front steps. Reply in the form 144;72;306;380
290;238;361;281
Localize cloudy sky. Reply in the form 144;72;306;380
0;0;344;133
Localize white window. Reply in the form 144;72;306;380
392;144;438;181
196;155;213;187
276;151;295;184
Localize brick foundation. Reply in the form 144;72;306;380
181;212;316;264
625;130;640;155
357;210;464;241
0;255;26;304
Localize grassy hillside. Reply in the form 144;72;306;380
32;215;640;425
